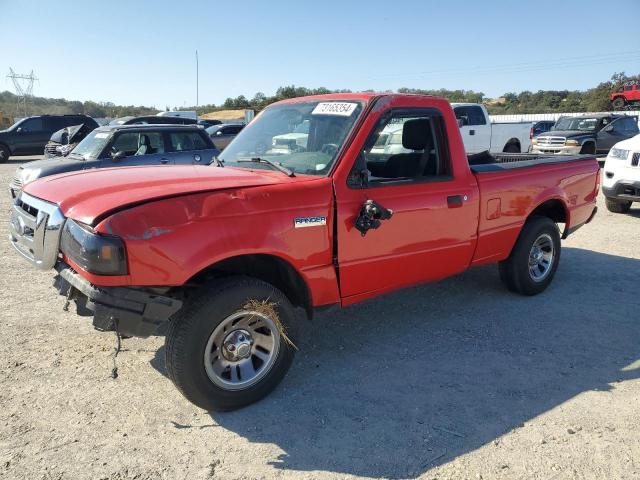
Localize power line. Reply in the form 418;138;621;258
7;68;38;117
371;51;640;81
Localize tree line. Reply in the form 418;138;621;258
0;72;636;119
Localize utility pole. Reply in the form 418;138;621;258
7;68;37;117
195;50;199;114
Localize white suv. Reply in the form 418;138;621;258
602;134;640;213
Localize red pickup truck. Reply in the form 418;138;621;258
9;94;599;411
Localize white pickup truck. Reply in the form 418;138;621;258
452;103;532;154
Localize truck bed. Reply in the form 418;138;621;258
468;151;594;173
467;151;599;266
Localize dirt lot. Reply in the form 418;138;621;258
0;156;638;480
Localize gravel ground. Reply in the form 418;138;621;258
0;156;638;480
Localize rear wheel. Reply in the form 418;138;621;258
605;197;632;214
0;144;9;163
165;276;299;411
612;97;626;110
504;142;520;153
498;216;561;296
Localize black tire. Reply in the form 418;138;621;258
504;143;520;153
579;143;596;155
165;276;299;411
605;197;632;214
612;97;626;110
0;144;9;163
498;216;561;296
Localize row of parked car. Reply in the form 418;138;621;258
3;106;640;215
1;113;245;197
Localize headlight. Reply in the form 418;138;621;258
609;148;630;160
20;168;41;186
60;219;127;275
565;140;579;146
531;138;538;145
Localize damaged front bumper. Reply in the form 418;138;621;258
53;263;182;338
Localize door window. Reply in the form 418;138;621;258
169;131;208;151
615;117;639;134
357;111;451;185
111;131;165;156
454;106;486;126
18;118;44;132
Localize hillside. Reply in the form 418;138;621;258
1;72;636;118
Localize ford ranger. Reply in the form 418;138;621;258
8;93;600;411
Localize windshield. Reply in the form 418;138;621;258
218;100;364;175
552;117;600;131
69;130;111;160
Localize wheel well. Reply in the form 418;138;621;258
529;199;567;226
580;141;596;154
186;254;312;319
0;142;11;153
503;139;521;152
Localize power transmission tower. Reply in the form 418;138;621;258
7;68;38;117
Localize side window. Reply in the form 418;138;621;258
621;117;639;133
111;132;165;156
169;131;208;151
467;106;487;125
453;107;469;126
625;85;633;91
359;111;451;184
19;118;44;132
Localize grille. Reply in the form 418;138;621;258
44;142;60;158
632;152;640;167
536;136;566;146
9;192;65;270
10;176;23;190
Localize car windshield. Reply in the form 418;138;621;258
218;100;364;175
69;130;111;160
552;117;599;131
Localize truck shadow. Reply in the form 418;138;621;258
152;247;640;478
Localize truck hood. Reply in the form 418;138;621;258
23;164;306;225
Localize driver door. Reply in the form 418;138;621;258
333;104;479;304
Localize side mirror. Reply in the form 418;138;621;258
111;151;126;162
603;125;614;133
16;127;23;134
457;118;464;128
216;131;223;136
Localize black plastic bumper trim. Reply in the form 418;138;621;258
53;263;182;338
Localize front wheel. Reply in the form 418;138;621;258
165;276;299;411
612;97;626;110
605;197;632;214
498;216;561;296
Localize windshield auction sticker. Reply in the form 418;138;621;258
312;102;357;116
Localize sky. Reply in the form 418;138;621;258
1;0;639;109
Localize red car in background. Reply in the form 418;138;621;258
611;82;640;110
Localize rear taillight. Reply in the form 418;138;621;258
595;168;601;196
529;127;533;139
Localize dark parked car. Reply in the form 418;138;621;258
198;119;222;128
531;114;639;155
0;114;98;162
10;124;219;197
44;123;96;159
109;116;198;126
206;123;245;150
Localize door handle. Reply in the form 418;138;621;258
447;195;465;208
160;158;169;164
469;129;475;136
